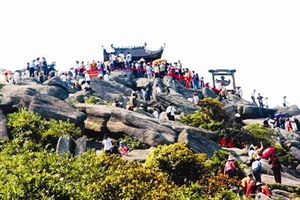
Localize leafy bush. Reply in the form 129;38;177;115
205;149;246;179
0;149;177;199
244;123;274;146
6;109;81;151
181;98;228;131
121;135;151;151
145;143;209;186
274;144;295;167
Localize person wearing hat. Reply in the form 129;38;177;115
251;155;262;183
223;155;238;178
119;141;128;155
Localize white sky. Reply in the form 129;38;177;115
0;0;299;108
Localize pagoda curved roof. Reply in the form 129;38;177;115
103;43;165;62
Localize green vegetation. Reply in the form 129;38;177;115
6;109;81;152
181;98;276;148
121;135;150;151
0;102;298;199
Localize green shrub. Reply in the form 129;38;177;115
181;98;228;132
6;109;81;151
206;149;246;179
145;143;209;186
210;188;238;200
244;123;274;146
121;135;151;151
0;149;177;199
274;144;295;168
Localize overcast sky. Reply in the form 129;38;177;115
0;0;299;108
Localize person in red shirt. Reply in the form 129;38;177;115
227;137;234;148
219;136;227;147
224;155;238;178
269;153;284;184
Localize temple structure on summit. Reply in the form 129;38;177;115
102;43;165;63
208;69;236;91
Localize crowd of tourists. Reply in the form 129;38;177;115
224;148;283;199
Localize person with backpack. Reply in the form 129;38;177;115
223;155;238;178
252;156;262;183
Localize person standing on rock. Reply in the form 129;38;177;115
283;96;289;107
257;93;264;107
166;103;176;121
251;90;257;105
269;153;284;184
251;156;262;183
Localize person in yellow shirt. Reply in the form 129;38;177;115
241;173;255;197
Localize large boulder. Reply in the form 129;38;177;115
43;77;77;94
2;84;69;105
201;87;217;98
90;78;129;105
162;76;177;94
154;93;199;115
0;109;9;140
290;146;300;161
106;108;177;146
21;88;86;125
56;135;76;156
177;128;220;157
237;105;275;119
75;104;218;147
0;96;13;112
135;78;151;90
110;70;136;89
274;105;300;117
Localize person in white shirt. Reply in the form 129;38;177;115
156;84;161;94
35;57;41;71
255;187;271;200
251;90;256;104
86;61;91;71
192;92;199;105
119;52;125;62
283;96;289;107
153;108;159;118
146;63;153;80
265;97;269;108
102;134;112;153
125;52;132;69
166;103;176;121
236;87;243;98
60;73;67;83
13;71;20;84
84;72;91;84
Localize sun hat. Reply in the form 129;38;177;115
256;182;263;186
227;155;235;161
235;113;241;117
255;156;261;160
